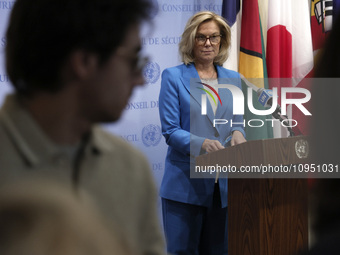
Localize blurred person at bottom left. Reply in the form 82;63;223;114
0;175;131;255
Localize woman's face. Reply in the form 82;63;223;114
193;20;221;65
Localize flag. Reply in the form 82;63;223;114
311;0;332;59
238;0;273;140
266;0;314;137
222;0;241;72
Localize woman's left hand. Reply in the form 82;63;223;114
230;130;246;146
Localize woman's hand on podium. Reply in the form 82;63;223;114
202;139;224;153
231;131;246;146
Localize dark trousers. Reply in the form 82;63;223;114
162;183;228;255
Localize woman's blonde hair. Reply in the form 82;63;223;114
179;11;231;66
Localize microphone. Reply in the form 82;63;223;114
257;88;273;108
239;75;274;107
240;75;295;137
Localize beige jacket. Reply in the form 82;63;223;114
0;94;165;255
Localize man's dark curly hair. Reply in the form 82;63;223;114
5;0;152;95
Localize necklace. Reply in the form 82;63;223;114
198;69;217;80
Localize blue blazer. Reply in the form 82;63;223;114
159;63;245;208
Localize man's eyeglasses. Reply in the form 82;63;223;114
134;54;149;75
195;34;222;45
117;50;149;76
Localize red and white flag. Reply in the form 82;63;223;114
266;0;314;137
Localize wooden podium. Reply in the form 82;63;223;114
196;136;310;255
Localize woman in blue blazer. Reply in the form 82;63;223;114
159;11;246;255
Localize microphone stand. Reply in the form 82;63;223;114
272;105;295;137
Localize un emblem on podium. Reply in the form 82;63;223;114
295;139;309;159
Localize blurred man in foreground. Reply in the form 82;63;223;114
0;0;165;254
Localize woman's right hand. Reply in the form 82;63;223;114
202;139;224;153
